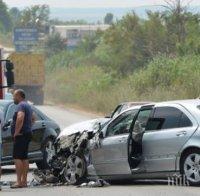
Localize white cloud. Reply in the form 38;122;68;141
4;0;200;8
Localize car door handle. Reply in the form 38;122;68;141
176;131;187;137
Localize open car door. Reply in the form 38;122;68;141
91;109;138;176
128;106;154;170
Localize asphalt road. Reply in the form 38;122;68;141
37;105;99;129
1;105;200;195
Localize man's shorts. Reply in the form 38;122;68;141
13;133;32;160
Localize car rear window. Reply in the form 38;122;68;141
146;106;192;131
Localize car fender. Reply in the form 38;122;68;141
176;126;200;171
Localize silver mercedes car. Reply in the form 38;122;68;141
86;99;200;186
58;99;200;186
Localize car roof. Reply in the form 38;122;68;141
140;99;200;107
112;105;142;119
155;99;200;106
143;99;200;111
125;105;143;111
120;101;152;106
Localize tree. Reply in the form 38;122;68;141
104;13;114;24
177;13;200;55
0;0;12;32
97;12;147;75
44;32;66;57
77;30;103;54
19;4;50;32
9;7;21;28
144;11;168;56
162;0;199;55
163;0;189;44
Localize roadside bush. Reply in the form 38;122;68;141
45;51;75;72
44;33;66;57
45;54;200;114
131;55;200;100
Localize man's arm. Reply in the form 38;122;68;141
14;111;25;137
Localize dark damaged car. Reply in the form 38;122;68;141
0;100;61;169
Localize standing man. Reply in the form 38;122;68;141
11;89;34;188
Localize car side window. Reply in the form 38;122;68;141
133;109;152;133
146;107;192;131
106;110;138;137
179;112;192;128
6;104;43;122
6;103;17;121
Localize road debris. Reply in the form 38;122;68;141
32;169;60;184
29;127;110;188
77;179;110;188
31;169;110;188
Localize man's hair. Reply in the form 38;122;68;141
15;89;26;99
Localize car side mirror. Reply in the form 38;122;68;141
3;119;12;130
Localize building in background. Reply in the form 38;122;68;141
50;24;110;49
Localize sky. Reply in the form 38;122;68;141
4;0;200;8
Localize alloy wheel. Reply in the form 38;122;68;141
184;153;200;183
63;155;86;184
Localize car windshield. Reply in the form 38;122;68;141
111;105;123;118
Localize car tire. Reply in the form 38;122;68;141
181;148;200;186
36;137;56;170
62;154;87;185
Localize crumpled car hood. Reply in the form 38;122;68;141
58;118;110;138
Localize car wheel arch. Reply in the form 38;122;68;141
179;146;200;173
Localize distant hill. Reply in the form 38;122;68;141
50;6;200;23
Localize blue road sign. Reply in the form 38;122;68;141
14;28;38;52
14;28;38;44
